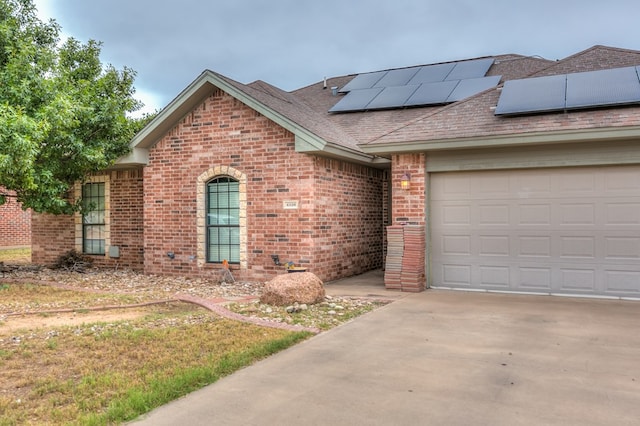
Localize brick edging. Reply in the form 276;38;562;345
175;293;321;334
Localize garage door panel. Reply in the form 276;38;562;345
440;264;472;286
431;166;640;298
518;236;552;257
558;172;597;194
441;204;471;225
605;202;640;225
513;173;553;198
478;204;510;226
560;236;596;259
479;266;511;288
604;270;640;294
518;267;552;290
441;235;472;256
604;237;640;260
517;204;551;226
479;235;510;256
560;203;596;225
605;169;640;193
560;268;596;292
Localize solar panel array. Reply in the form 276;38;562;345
495;66;640;115
330;58;499;113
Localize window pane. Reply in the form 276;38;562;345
206;176;240;264
82;182;106;255
228;208;240;225
229;227;240;244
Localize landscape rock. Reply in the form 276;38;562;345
260;272;325;306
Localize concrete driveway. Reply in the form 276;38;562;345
132;290;640;425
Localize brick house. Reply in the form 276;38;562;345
32;45;640;297
0;190;31;248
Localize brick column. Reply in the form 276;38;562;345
386;154;427;291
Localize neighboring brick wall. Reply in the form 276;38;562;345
31;168;144;269
143;89;385;282
0;191;31;248
31;211;74;265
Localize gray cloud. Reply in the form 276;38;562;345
40;0;640;111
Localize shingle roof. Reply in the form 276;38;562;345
291;54;555;146
357;45;640;151
128;45;640;167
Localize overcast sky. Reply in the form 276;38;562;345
34;0;640;116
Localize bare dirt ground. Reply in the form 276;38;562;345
0;265;260;335
1;265;386;335
3;309;150;333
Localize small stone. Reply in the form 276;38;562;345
265;307;273;313
334;305;344;310
299;304;308;311
328;310;337;315
285;306;295;313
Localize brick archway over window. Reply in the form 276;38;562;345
196;166;247;269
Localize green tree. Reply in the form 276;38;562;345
0;0;142;214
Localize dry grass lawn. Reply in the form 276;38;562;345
0;284;310;425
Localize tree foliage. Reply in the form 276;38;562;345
0;0;142;214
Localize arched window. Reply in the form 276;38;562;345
206;176;240;263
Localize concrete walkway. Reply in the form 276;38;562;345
131;282;640;425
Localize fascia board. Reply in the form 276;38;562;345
360;126;640;154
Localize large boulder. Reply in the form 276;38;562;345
260;272;325;306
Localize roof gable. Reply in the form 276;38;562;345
118;71;384;168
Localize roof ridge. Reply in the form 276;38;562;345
524;45;640;79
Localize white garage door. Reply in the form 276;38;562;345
431;166;640;299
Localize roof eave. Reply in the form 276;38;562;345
360;126;640;155
296;135;390;168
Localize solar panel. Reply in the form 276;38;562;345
446;75;502;102
366;85;420;109
404;80;458;106
494;74;567;115
565;66;640;109
328;87;384;112
374;67;420;88
330;57;501;113
338;71;387;93
407;63;456;85
495;65;640;116
445;58;494;81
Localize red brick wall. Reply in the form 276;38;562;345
102;168;145;270
143;89;385;282
31;168;144;269
0;190;31;248
307;157;384;281
31;211;74;265
391;153;426;225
